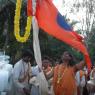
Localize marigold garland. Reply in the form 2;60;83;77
14;0;32;43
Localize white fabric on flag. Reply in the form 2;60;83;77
32;16;49;95
32;16;42;69
32;2;49;94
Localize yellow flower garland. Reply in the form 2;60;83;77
14;0;32;43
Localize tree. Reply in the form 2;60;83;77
0;0;33;64
0;0;92;65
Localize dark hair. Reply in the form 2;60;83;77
68;53;76;66
61;51;76;66
21;49;33;58
42;56;50;60
42;56;54;65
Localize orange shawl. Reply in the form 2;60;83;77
53;65;77;95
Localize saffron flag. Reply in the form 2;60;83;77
36;0;91;70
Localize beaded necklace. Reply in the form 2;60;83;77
57;65;67;84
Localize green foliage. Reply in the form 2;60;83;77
0;1;33;64
87;28;95;64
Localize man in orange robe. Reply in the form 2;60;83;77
52;51;85;95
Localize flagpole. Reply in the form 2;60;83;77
32;0;42;70
32;1;49;93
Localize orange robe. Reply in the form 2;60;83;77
53;65;77;95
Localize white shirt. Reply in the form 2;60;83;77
13;59;31;89
75;71;86;87
90;69;95;80
32;65;40;76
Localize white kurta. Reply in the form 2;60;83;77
90;69;95;80
30;65;40;95
75;71;86;95
0;60;13;95
36;72;49;95
12;59;31;95
30;71;49;95
32;65;40;76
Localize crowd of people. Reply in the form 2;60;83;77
7;49;95;95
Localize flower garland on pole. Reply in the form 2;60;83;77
14;0;32;43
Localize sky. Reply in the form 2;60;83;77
53;0;64;14
53;0;86;33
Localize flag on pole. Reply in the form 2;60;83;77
36;0;91;70
27;0;32;16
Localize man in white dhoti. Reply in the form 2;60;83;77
12;49;33;95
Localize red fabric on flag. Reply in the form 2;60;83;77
36;0;91;71
72;32;83;42
27;0;32;16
